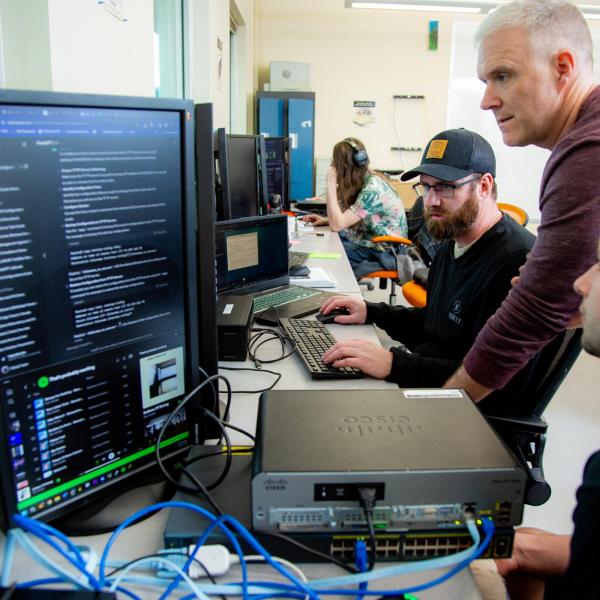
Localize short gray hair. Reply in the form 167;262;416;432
475;0;593;73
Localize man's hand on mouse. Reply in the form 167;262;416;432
319;295;366;324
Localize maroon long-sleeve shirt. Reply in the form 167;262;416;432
464;86;600;390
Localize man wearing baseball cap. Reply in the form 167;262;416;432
319;128;536;406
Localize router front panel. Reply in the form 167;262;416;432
251;468;524;532
252;389;527;535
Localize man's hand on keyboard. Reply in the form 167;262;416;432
319;295;366;324
321;339;393;379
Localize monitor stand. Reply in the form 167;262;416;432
52;470;176;536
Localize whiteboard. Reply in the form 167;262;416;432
448;21;600;222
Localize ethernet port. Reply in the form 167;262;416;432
494;536;512;558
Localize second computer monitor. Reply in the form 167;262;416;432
215;130;268;220
264;136;289;211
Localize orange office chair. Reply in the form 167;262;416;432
360;234;414;305
497;202;529;226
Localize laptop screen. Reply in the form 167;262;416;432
215;214;289;294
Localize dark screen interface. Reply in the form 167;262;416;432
264;138;285;205
0;104;189;519
227;136;259;219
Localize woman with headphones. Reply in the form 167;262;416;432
303;137;408;278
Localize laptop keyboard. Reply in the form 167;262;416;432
279;318;363;379
253;286;320;313
289;251;309;269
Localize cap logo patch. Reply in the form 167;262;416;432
426;139;448;160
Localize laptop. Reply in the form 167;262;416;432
215;214;337;325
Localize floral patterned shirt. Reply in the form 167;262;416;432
344;173;408;250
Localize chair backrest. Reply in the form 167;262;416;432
405;196;441;266
514;328;583;418
497;202;529;226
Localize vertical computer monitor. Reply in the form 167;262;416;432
263;136;289;211
214;129;267;220
0;89;205;530
214;128;232;221
193;104;219;440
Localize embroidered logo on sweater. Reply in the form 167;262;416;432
448;299;462;324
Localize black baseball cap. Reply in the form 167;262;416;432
401;128;496;182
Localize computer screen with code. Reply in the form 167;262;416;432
0;90;200;527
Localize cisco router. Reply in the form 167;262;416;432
251;389;526;533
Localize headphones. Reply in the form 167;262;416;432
343;138;369;167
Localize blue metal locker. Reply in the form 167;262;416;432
288;98;314;200
257;92;315;201
257;97;284;137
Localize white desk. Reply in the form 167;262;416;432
289;227;360;294
219;227;397;445
0;231;484;600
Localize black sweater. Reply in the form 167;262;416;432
365;214;535;410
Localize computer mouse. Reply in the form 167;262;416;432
290;264;310;277
316;308;349;324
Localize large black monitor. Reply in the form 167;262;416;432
214;129;267;220
0;89;208;531
193;104;219;441
264;136;289;211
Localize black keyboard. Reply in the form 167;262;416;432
279;318;363;379
289;251;309;269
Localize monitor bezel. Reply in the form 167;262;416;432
0;88;201;529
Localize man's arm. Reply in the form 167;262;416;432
444;364;493;401
365;301;426;349
446;144;600;394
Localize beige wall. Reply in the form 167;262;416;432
0;0;52;91
190;0;229;127
255;0;486;170
48;0;154;95
0;0;155;96
189;0;256;132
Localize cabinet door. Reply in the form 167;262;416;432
257;96;285;137
288;98;314;200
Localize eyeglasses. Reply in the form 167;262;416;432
412;175;482;198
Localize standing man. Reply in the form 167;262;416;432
445;0;600;401
473;239;600;600
320;129;536;411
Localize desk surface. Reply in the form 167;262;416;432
290;227;360;294
0;230;483;599
221;227;397;446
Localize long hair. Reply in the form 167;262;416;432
332;138;369;209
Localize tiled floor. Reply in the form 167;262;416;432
360;278;599;535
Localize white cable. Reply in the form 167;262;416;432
106;556;209;599
241;554;308;584
77;546;98;588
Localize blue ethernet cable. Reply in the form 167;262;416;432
98;502;315;600
106;556;209;599
12;516;100;590
0;528;17;586
308;516;482;589
162;510;318;600
301;518;495;597
355;539;369;600
11;529;92;590
12;515;87;569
